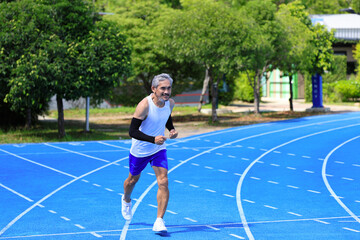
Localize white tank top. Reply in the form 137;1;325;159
130;94;171;157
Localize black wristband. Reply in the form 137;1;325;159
166;115;175;131
129;118;155;143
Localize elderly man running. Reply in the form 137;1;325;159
121;73;178;233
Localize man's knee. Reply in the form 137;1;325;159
157;175;168;189
126;174;140;186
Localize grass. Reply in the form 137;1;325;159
0;104;330;144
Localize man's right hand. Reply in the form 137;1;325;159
154;136;167;145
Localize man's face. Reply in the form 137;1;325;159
152;79;172;102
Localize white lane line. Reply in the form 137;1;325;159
264;205;278;210
97;141;129;150
228;155;236;158
44;143;110;163
205;166;213;169
343;227;360;233
335;161;344;164
342;177;354;181
0;156;129;237
184;217;197;223
174;180;183;183
307;190;321;194
205;189;216;193
273;151;281;154
189;184;199;188
288;212;302;217
206;225;220;231
268;181;279;184
250;177;261;180
148;204;157;208
90;232;103;238
287;185;299;189
93;184;101;187
304;170;315;174
270;164;280;167
229;233;245;239
219;169;228;173
0;149;77;178
105;188;114;192
302;156;311;159
223;194;235;198
74;224;85;229
322;135;360;225
61;216;71;221
166;210;178;215
314;219;330;224
287;167;296;170
0;183;34;202
236;122;360;240
48;210;57;214
287;153;296;156
241;158;249;161
191;163;200;166
243;199;255;204
353;164;360;167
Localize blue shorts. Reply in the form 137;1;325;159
129;150;168;176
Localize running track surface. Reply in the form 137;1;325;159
1;112;360;240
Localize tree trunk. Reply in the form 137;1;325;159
211;73;219;123
25;108;31;129
198;68;210;112
253;72;261;115
56;95;66;138
289;75;294;111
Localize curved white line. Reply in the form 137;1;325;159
0;156;128;237
322;136;360;223
236;123;360;240
120;116;360;239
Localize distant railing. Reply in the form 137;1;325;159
334;28;360;40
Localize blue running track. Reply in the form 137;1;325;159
1;112;360;240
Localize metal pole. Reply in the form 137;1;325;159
86;97;90;132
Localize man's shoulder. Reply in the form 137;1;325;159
138;96;150;107
169;98;175;108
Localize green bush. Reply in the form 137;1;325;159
233;72;256;102
333;80;360;102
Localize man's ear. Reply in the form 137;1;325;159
151;86;156;93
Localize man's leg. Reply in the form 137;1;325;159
152;166;169;218
122;173;140;221
123;173;141;202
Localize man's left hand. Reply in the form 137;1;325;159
169;129;178;139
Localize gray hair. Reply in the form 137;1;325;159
152;73;173;88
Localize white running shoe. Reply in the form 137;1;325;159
121;196;132;221
153;218;167;232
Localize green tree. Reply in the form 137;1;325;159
241;0;277;114
0;0;53;127
351;0;360;13
104;0;203;105
301;0;348;14
274;1;313;111
354;42;360;80
160;0;256;121
2;0;131;137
